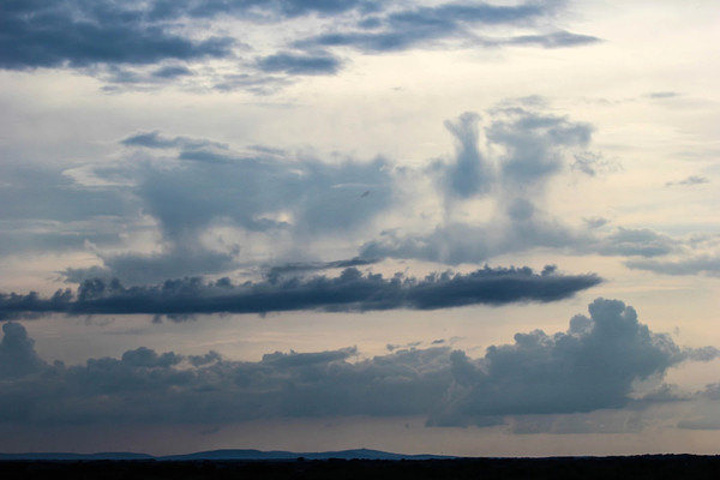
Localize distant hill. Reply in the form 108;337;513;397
0;448;452;462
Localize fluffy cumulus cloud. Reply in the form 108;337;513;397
0;266;601;319
60;133;396;284
361;105;605;264
3;100;705;289
1;1;599;92
430;298;704;425
0;299;714;427
0;322;46;379
4;100;702;291
56;108;613;285
439;112;494;200
0;108;597;289
359;104;703;268
133;143;393;238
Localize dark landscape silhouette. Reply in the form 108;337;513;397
1;449;719;479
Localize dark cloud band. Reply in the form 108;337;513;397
1;266;600;319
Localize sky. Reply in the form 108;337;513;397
1;0;720;456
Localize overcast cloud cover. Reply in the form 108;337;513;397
1;0;720;457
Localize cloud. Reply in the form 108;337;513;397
0;1;234;70
0;108;612;285
121;346;182;368
624;233;720;277
625;255;720;277
1;1;598;92
297;2;553;53
152;64;194;79
359;106;685;267
264;257;381;282
4;106;689;284
95;64;199;89
675;383;720;430
486;107;593;189
361;220;679;267
502;30;601;49
647;91;679;99
361;220;578;265
583;216;609;229
0;323;47;379
430;104;595;199
146;0;378;21
437;112;494;199
262;347;358;368
0;299;714;426
128;139;395;238
121;131;229;150
571;152;620;177
255;51;343;75
0;0;381;71
591;228;678;258
0;165;131;224
73;248;238;286
665;175;709;187
62;134;396;283
0;164;134;255
361;105;598;264
2;266;601;319
210;73;292;95
429;298;711;426
0;0;368;92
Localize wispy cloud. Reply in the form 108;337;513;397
665;175;709;187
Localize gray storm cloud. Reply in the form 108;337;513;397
0;299;714;427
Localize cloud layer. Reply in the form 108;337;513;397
0;299;714;427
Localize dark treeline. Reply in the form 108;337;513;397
1;456;720;480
